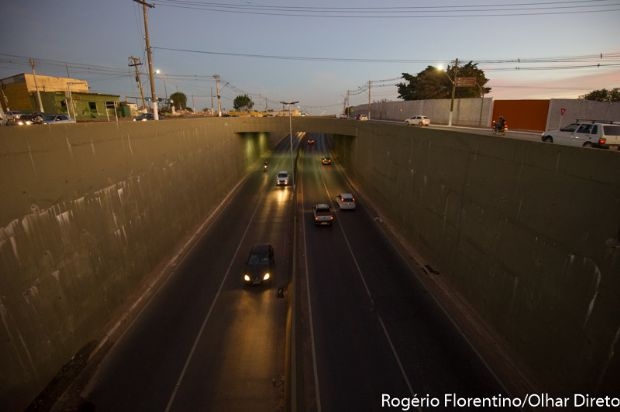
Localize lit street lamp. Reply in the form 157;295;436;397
155;69;168;100
280;100;299;186
438;59;459;126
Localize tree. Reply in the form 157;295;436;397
169;92;187;110
397;61;491;101
233;94;254;110
581;88;620;102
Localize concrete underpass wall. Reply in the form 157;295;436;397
331;123;620;394
2;115;619;407
0;117;287;409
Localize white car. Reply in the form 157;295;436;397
404;115;430;126
313;203;335;226
276;171;289;186
541;121;620;149
336;193;356;210
41;114;76;125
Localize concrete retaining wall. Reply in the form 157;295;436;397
351;98;620;132
546;99;620;130
0;118;288;410
2;117;619;407
331;122;620;394
351;98;494;127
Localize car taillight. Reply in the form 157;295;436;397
599;137;607;145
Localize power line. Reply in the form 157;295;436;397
153;0;620;18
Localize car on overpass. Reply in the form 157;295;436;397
242;244;275;286
132;113;160;121
404;115;431;126
321;156;332;165
41;114;76;125
541;120;620;149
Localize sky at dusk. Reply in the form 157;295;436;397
1;0;619;114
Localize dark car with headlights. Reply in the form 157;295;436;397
242;244;275;286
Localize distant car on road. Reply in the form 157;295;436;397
321;156;332;165
307;138;315;145
242;244;275;286
276;171;289;186
336;193;356;210
41;114;75;125
4;111;27;126
313;203;335;226
404;115;430;126
336;113;349;119
133;113;156;121
356;114;368;121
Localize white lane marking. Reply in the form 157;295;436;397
164;179;267;412
83;176;251;395
299;160;323;412
320;169;420;410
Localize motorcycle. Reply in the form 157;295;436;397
492;120;508;136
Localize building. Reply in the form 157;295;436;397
0;73;121;121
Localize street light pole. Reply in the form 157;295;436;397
280;100;299;186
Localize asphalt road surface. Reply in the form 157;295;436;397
82;133;508;411
294;135;506;411
84;137;295;411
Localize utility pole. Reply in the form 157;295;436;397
134;0;158;119
128;56;146;109
214;74;222;117
210;87;214;114
0;82;10;112
29;58;44;113
367;80;371;120
448;57;459;127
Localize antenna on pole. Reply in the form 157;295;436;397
128;56;146;109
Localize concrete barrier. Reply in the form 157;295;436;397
0;117;288;410
329;122;620;395
1;117;619;407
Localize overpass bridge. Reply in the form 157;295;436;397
1;117;619;409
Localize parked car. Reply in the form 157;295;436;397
133;113;155;121
541;120;620;149
336;193;356;210
404;115;431;126
41;114;76;125
313;203;335;226
4;111;26;126
242;244;275;286
276;171;289;186
321;156;332;165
